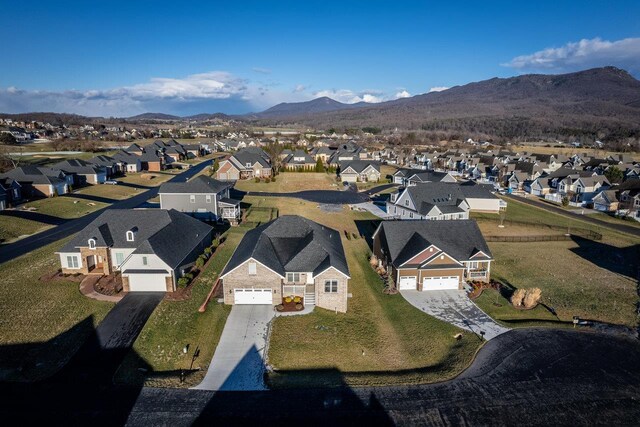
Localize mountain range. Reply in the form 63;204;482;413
3;67;640;141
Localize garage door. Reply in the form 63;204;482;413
219;172;227;180
234;288;273;305
398;276;417;290
127;274;169;292
422;276;459;291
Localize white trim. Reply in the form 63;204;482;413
420;250;463;267
220;257;285;279
312;265;350;280
398;244;441;267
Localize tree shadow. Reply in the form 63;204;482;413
569;236;639;279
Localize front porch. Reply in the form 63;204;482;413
463;261;491;282
219;198;241;225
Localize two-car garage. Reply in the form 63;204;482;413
124;270;171;292
233;288;273;305
397;271;461;291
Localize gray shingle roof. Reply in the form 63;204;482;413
59;209;212;269
0;165;66;185
159;175;230;194
377;219;492;267
340;160;380;174
459;181;498;199
221;215;349;278
53;159;105;175
404;182;467;216
232;148;271;168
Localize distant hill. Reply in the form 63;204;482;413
248;67;640;141
126;112;181;121
0;112;98;126
185;112;233;121
250;96;369;118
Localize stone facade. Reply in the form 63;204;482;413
222;259;282;305
60;246;112;275
314;267;349;313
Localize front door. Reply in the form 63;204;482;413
97;255;104;268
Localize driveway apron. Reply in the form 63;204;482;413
193;305;275;391
401;290;509;340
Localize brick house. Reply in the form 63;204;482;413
220;216;350;312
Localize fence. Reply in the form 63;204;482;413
485;231;602;243
242;206;279;228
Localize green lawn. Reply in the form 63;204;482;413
21;196;108;219
591;212;640;229
0;237;113;381
75;183;143;200
0;214;52;243
473;289;569;328
268;238;481;388
114;227;248;388
234;172;339;193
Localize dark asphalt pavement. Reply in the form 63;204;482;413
505;193;640;237
0;160;212;264
0;328;638;425
247;190;370;204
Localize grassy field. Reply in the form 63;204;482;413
268;237;481;388
234;172;339;193
75;183;144;200
117;172;174;187
114;227;247;388
22;196;108;219
0;237;114;381
474;289;570;328
0;214;53;244
473;198;639;327
591;212;640;229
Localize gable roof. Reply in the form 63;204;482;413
458;181;499;199
402;182;467;215
221;215;349;278
377;220;492;267
52;159;105;175
232;148;271;168
0;165;66;185
159;175;230;194
340;160;380;174
59;209;212;269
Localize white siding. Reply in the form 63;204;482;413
121;254;171;272
465;198;501;213
110;248;136;270
59;252;82;269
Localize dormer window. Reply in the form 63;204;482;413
126;227;137;242
246;162;252;168
88;238;96;249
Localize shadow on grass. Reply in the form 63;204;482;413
569;236;639;279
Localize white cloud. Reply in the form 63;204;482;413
252;67;272;74
503;37;640;72
312;89;387;104
293;84;306;93
428;86;449;93
395;90;411;98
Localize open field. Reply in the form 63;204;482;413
380;164;398;179
117;172;174;187
114;227;246;388
0;237;113;381
75;183;144;200
268;237;481;388
234;172;339;193
0;214;53;244
22;196;108;219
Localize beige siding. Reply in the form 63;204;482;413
222;260;282;305
314;267;348;313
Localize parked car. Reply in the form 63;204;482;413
104;180;119;185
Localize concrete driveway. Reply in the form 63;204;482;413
193;305;274;391
401;290;509;340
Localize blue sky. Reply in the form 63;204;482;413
1;0;639;116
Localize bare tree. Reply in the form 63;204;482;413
0;145;23;173
264;141;284;173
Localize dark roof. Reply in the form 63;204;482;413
219;197;240;206
88;155;119;167
403;182;467;215
52;159;105;175
139;151;163;162
0;165;66;185
407;170;454;183
459;181;498;199
159;175;230;194
221;215;349;278
377;220;492;267
112;150;140;163
233;148;270;168
59;209;212;269
340;160;380;174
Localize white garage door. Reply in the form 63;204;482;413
234;288;273;305
422;276;459;291
127;274;169;292
398;276;417;290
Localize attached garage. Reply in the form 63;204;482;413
422;276;460;291
398;276;417;290
126;272;170;292
218;172;227;180
234;288;273;305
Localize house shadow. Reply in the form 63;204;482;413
354;219;382;249
64;192;116;204
569;236;640;279
0;209;67;225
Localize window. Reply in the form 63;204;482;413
245;162;252;168
404;200;409;206
115;252;124;266
88;239;96;249
286;272;300;283
67;256;79;268
248;262;257;275
142;256;148;266
468;261;479;269
190;195;196;203
205;195;212;203
409;212;413;219
324;280;338;293
126;231;134;242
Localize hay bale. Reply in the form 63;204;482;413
523;288;542;309
511;288;526;307
369;255;378;267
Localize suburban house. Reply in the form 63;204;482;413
220;215;350;312
282;150;316;170
52;159;107;185
57;209;213;292
0;166;70;198
339;160;381;183
592;190;619;212
139;151;165;171
392;169;457;186
158;175;240;223
0;177;22;206
387;182;470;220
216;148;272;180
88;155;123;177
372;219;493;291
112;150;142;173
459;181;506;213
559;175;610;205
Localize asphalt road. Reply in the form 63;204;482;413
247;190;370;204
0;160;212;264
505;193;640;237
0;328;638;425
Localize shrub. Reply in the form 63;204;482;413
344;230;351;240
370;254;378;267
271;176;276;182
275;304;284;312
284;296;293;303
523;288;542;308
177;277;189;288
195;256;205;269
383;274;398;295
293;296;301;303
204;247;212;256
265;177;271;183
295;303;303;310
511;288;526;307
185;273;194;281
254;177;260;183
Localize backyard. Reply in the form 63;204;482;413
234;172;339;193
0;214;53;244
21;195;108;219
0;237;113;381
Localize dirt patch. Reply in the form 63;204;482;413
94;273;123;296
140;173;158;180
164;285;193;301
39;270;85;283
